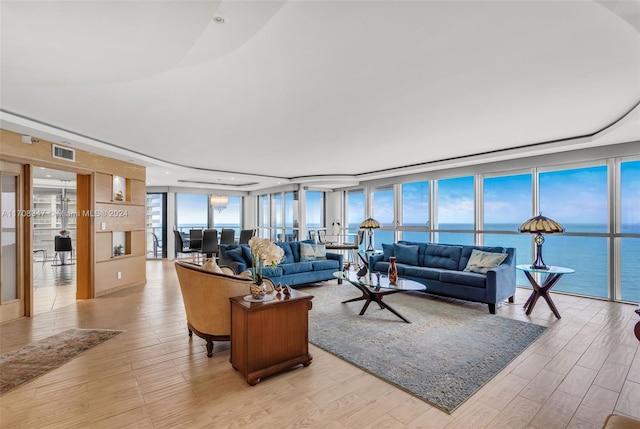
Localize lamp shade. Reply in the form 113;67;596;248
359;218;381;230
519;213;565;234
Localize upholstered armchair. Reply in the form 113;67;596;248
174;260;251;357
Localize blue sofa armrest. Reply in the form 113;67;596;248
326;252;344;267
485;248;516;303
326;252;343;283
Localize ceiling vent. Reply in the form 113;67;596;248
52;144;75;162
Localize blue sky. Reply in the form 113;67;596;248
177;161;639;228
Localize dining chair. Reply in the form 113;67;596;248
201;228;219;259
151;232;162;258
238;229;256;244
220;228;235;245
53;236;74;266
174;230;200;261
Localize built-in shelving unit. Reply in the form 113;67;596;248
94;172;146;295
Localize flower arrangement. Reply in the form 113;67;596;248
248;237;284;285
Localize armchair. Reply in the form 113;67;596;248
174;261;250;357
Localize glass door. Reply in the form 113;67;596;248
146;193;166;259
1;162;24;322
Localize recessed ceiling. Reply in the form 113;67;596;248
1;1;639;191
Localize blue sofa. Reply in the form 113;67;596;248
219;240;344;287
369;241;516;314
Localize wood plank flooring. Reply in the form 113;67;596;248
1;260;638;428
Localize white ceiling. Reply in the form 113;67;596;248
1;0;639;192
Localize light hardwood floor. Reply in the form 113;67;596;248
1;260;638;428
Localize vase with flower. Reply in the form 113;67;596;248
248;237;284;300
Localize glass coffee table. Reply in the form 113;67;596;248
333;271;426;323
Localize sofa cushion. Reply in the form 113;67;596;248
440;271;486;288
276;242;295;264
459;246;506;271
424;244;462;270
312;259;340;271
260;266;283;278
373;261;406;276
382;243;394;261
226;247;248;265
280;262;314;274
403;266;445;281
463;249;508;274
241;245;253;266
394;243;419;266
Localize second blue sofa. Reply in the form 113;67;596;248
219;240;343;287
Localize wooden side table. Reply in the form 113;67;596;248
230;289;313;385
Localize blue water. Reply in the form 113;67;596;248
350;222;640;303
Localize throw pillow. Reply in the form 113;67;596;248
202;258;223;274
299;242;316;262
300;242;327;262
463;249;508;274
394;243;419;266
238;270;253;279
314;243;327;260
225;247;247;264
382;243;394;261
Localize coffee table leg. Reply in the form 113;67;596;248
374;294;411;323
342;284;411;323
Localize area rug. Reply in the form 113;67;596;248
304;284;545;413
0;328;123;395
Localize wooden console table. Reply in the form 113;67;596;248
230;289;314;385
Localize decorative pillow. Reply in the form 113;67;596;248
300;242;327;262
382;243;394;261
314;243;327;260
202;258;223;274
239;270;253;279
225;247;247;264
463;249;508;274
299;242;316;262
393;243;419;266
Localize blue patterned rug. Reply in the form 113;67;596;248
303;284;545;413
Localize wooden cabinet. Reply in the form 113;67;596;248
230;289;314;385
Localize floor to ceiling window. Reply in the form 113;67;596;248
620;159;639;303
346;189;366;238
483;173;533;286
283;191;299;241
258;194;269;239
270;193;283;242
339;155;638;303
372;186;394;247
305;191;325;239
436;176;474;245
212;195;242;237
400;180;430;243
539;165;609;298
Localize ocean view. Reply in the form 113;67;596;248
353;223;640;303
174;222;639;303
